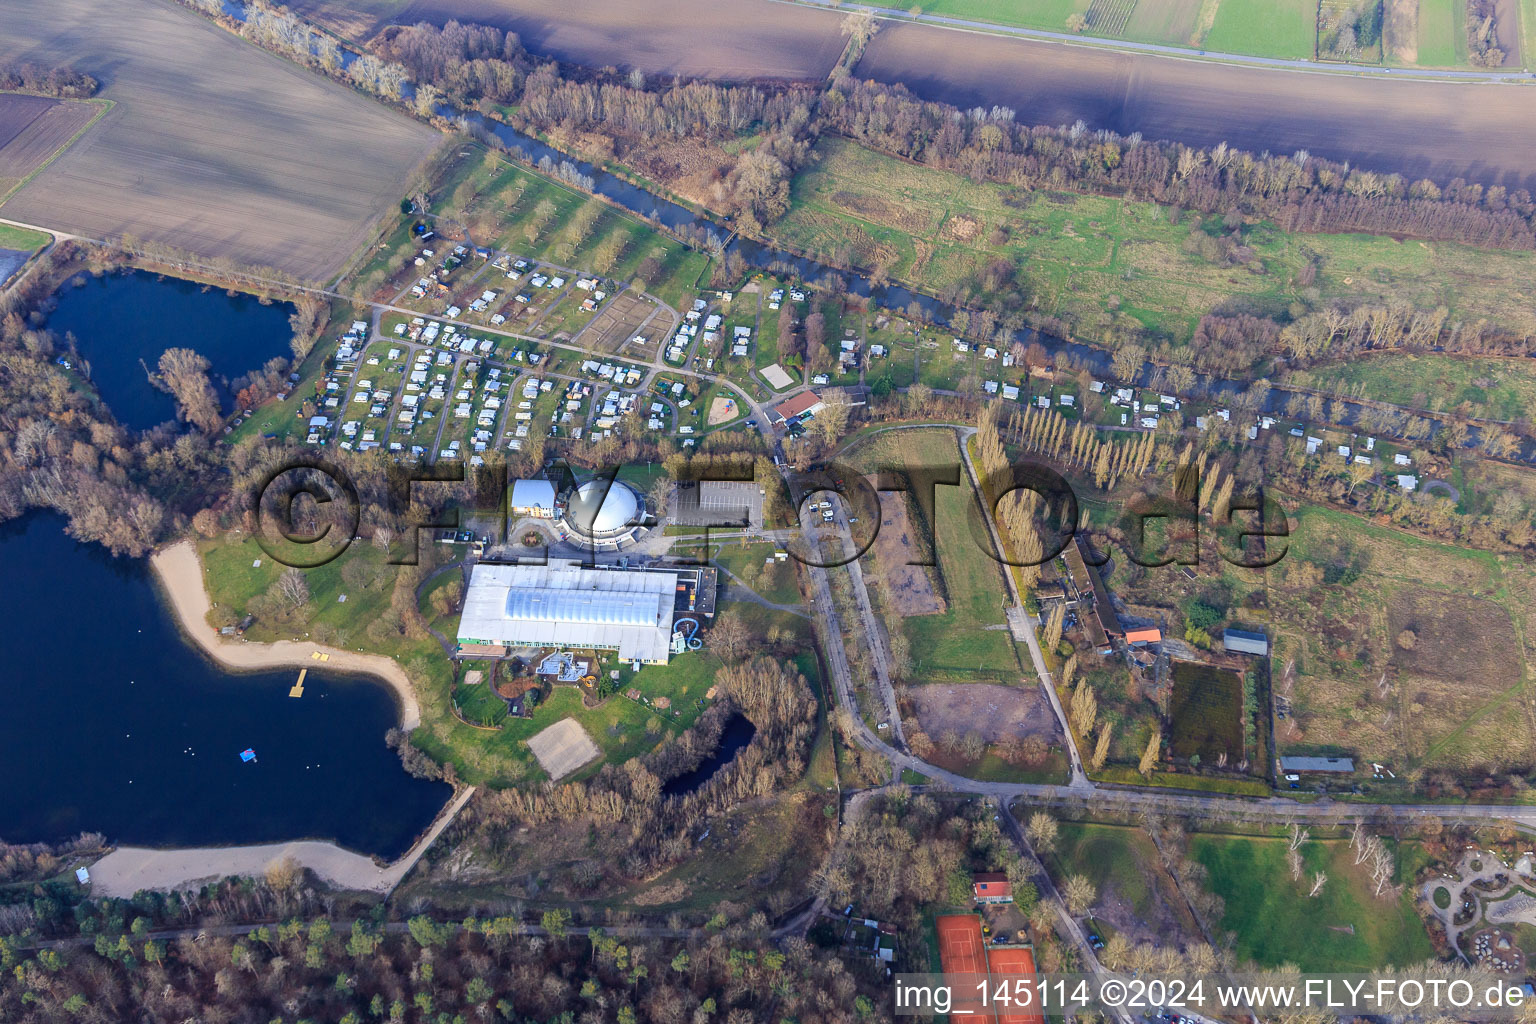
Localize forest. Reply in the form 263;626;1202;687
0;912;886;1024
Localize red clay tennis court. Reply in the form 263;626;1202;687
936;914;995;1024
987;946;1045;1024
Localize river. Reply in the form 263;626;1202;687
45;270;297;432
0;514;450;858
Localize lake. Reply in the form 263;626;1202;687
0;514;450;858
663;713;756;796
45;270;296;432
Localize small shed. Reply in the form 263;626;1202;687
1280;756;1355;774
1223;628;1269;656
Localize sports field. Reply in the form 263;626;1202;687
936;914;996;1024
987;946;1045;1024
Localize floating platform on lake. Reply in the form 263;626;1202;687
239;748;257;763
290;668;307;698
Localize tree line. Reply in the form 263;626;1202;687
0;62;98;98
823;77;1536;252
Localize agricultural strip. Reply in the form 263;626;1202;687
0;94;104;202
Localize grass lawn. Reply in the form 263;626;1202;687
848;428;1017;679
908;0;1202;45
1415;0;1466;65
1203;0;1317;57
1050;823;1189;926
1089;765;1273;795
1191;835;1433;970
1273;502;1536;775
770;137;1536;353
0;223;50;252
1523;0;1536;66
915;0;1088;33
1289;352;1536;422
710;539;803;607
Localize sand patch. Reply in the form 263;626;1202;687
528;717;600;780
939;214;982;242
707;394;740;425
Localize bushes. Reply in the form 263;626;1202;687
0;62;98;98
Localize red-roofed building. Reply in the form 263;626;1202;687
770;390;824;423
1124;627;1162;646
973;872;1012;904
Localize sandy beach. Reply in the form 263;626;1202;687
81;542;471;896
89;787;476;897
150;540;421;730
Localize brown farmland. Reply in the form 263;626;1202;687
856;24;1536;188
308;0;849;81
1491;0;1524;65
909;682;1061;745
307;0;1536;186
0;0;442;281
865;487;946;617
0;94;98;198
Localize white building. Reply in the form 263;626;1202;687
511;478;557;518
457;561;678;663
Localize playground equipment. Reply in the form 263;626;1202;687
671;617;705;654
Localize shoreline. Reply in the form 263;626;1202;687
149;539;421;730
89;786;476;897
77;539;474;897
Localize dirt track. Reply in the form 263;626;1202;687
857;23;1536;188
1;0;441;281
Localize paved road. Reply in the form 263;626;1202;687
782;0;1536;81
817;493;905;753
953;425;1090;789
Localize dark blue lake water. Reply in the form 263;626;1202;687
0;514;449;857
45;270;295;432
663;713;756;796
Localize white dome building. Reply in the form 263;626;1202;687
562;480;643;541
